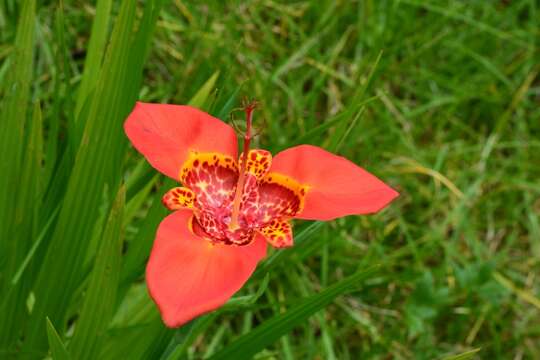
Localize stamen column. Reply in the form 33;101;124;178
229;102;256;230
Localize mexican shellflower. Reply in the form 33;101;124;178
124;101;398;327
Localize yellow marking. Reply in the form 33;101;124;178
260;219;293;248
179;151;238;184
162;187;195;210
239;149;272;180
261;172;309;214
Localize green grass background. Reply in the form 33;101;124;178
1;0;539;359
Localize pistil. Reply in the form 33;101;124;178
229;101;256;230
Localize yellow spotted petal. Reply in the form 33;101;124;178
239;149;272;180
260;219;293;248
162;187;195;210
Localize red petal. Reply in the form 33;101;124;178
146;210;267;327
270;145;399;220
124;102;238;180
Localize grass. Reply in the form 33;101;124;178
1;0;539;358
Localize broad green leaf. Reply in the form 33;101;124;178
0;0;35;284
74;0;113;119
0;102;44;347
43;0;72;187
120;179;173;286
0;0;36;348
208;266;379;359
11;206;60;286
69;187;125;360
23;0;162;353
99;314;172;360
124;174;159;228
46;317;71;360
125;159;156;200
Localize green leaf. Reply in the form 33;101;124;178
188;70;220;108
162;315;217;360
120;179;174;286
254;221;325;278
10;206;60;286
0;102;44;347
74;0;113;119
23;0;162;353
69;186;125;360
220;274;270;311
46;317;71;360
0;0;35;285
0;0;36;348
123;174;159;228
161;275;270;360
328;51;382;152
441;348;481;360
100;323;170;360
208;266;379;360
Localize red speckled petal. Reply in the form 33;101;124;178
124;102;238;180
162;187;195;210
270;145;399;220
181;152;238;210
260;219;293;248
252;172;306;226
146;210;267;328
239;149;272;180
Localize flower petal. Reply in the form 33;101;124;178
181;152;238;210
124;102;238;180
146;210;267;328
270;145;399;220
162;187;195;210
254;173;305;225
239;149;272;180
260;219;293;248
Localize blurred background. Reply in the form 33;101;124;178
0;0;539;359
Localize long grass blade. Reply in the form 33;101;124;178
69;187;125;360
0;0;35;285
74;0;113;119
0;0;36;349
46;318;71;360
23;0;161;353
208;266;379;359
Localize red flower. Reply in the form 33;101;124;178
124;101;398;327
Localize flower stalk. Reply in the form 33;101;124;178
229;101;256;230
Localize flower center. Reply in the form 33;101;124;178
165;102;307;246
